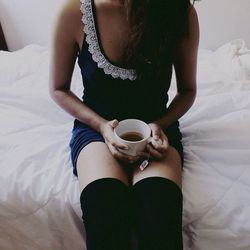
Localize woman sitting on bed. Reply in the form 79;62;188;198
49;0;199;249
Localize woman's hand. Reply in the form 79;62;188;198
99;119;140;164
146;123;169;160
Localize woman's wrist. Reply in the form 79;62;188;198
149;119;169;131
94;118;108;135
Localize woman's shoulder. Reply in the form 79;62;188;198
178;4;199;45
54;0;83;44
188;4;198;21
59;0;119;31
59;0;81;23
187;4;199;40
94;0;123;8
187;3;199;32
91;0;124;15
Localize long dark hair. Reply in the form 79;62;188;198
123;0;196;80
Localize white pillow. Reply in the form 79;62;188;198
210;39;250;80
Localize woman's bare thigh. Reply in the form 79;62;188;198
76;141;130;193
132;146;183;189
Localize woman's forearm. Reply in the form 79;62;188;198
50;89;107;133
153;89;196;129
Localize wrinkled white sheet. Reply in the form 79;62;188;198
0;40;250;250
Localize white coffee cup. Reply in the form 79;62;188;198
114;119;153;156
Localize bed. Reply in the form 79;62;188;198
1;0;250;249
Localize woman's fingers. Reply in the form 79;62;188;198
103;119;137;163
109;119;119;128
146;143;164;159
144;123;165;160
150;137;168;153
113;147;139;163
149;123;161;140
105;124;129;150
150;138;163;149
110;140;129;150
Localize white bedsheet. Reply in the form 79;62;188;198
0;41;250;250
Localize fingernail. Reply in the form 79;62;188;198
112;120;119;127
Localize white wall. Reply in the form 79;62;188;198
0;0;250;51
195;0;250;49
0;0;67;51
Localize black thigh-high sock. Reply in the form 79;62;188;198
131;177;183;250
80;177;132;250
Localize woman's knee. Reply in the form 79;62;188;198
131;175;183;250
132;146;183;189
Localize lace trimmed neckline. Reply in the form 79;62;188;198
80;0;137;81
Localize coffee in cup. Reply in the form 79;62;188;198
120;131;144;142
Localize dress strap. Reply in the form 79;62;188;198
79;0;137;81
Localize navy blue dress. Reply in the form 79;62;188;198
69;0;183;176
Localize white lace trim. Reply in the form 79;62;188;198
80;0;137;81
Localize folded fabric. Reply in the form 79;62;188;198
210;39;250;80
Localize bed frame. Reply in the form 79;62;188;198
0;22;8;51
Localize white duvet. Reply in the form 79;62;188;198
0;40;250;250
